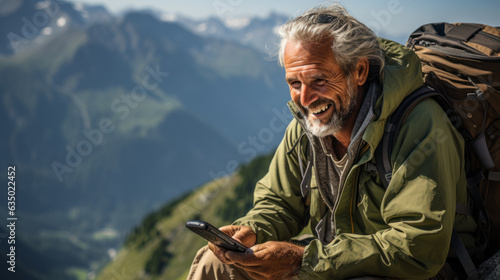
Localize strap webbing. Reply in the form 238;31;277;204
467;171;485;188
470;32;500;53
451;231;479;279
488;171;500;181
470;133;495;170
447;24;482;42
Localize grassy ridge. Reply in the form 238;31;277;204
96;153;274;280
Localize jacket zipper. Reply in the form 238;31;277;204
349;168;361;233
349;144;370;233
307;136;336;213
331;141;368;235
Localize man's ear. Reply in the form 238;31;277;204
354;57;369;86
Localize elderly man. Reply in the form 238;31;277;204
188;4;477;280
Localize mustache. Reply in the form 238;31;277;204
300;98;333;113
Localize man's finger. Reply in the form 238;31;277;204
232;262;266;273
239;267;267;280
208;243;232;264
225;250;261;266
232;229;251;243
219;226;235;235
250;245;268;259
244;270;266;280
231;232;245;243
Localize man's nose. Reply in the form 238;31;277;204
300;84;318;108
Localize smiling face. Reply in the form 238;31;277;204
284;40;361;137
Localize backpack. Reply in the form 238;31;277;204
375;22;500;278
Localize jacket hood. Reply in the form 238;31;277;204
363;38;423;155
375;38;423;120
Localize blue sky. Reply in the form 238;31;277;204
72;0;500;41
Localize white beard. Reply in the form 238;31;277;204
303;79;357;138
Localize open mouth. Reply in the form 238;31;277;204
309;103;333;117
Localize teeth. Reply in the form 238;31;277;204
310;104;330;114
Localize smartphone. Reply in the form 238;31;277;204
186;220;247;252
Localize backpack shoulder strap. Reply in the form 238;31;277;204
374;86;483;278
375;86;439;188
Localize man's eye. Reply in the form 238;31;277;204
290;81;301;89
315;79;326;86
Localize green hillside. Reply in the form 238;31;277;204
96;153;274;280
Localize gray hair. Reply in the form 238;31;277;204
278;4;385;77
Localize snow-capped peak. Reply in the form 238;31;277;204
223;17;250;30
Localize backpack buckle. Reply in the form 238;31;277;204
384;173;392;184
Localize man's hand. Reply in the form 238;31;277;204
208;225;257;264
226;241;305;280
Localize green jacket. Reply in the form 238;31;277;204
234;39;477;279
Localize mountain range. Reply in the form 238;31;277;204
0;1;291;279
159;11;290;55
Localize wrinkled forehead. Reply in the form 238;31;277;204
283;39;338;71
284;37;333;56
